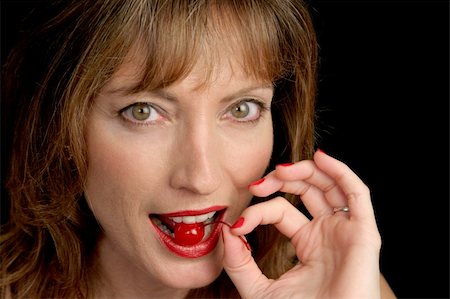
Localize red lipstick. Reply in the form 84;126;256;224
161;206;225;217
150;206;225;258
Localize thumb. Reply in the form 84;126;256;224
222;225;269;298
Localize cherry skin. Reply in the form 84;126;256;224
174;222;205;246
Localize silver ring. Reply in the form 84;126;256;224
333;206;350;213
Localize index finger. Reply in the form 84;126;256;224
231;197;310;240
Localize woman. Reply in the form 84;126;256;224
1;0;395;298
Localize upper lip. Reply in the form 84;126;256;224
154;205;226;217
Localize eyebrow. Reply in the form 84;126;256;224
102;82;274;102
101;81;144;96
155;84;274;104
219;84;274;103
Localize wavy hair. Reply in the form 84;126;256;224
1;0;317;297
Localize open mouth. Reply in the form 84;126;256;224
149;207;226;257
150;210;221;245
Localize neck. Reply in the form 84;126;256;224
89;239;190;299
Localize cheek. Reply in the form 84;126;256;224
224;122;274;188
83;122;159;222
84;108;169;200
84;137;132;226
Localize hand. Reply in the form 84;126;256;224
222;150;382;299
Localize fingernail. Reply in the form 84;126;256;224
248;178;265;188
231;217;245;229
317;148;325;154
277;163;294;167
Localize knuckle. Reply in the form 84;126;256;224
302;160;316;180
346;183;370;200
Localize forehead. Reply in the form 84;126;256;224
104;40;267;95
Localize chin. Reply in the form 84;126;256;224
159;246;225;290
161;262;224;290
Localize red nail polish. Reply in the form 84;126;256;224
277;163;294;167
231;217;245;229
248;178;265;187
317;148;325;154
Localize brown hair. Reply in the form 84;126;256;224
1;0;317;297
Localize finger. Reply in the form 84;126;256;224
222;225;269;299
274;161;348;212
292;183;333;217
249;172;331;217
249;164;347;217
313;150;375;221
247;172;282;197
231;197;310;240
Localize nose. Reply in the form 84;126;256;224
169;119;222;195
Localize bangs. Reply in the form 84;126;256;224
130;1;290;92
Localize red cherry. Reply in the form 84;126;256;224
174;222;205;246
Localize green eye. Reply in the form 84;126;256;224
231;102;250;119
121;102;163;125
131;103;152;120
225;100;264;123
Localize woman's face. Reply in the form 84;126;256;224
85;48;273;293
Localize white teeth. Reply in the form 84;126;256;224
183;216;196;224
195;211;215;223
169;211;216;224
172;217;182;223
202;224;212;241
153;217;174;237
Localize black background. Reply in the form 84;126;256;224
1;1;449;298
309;1;449;298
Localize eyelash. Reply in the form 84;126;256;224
119;99;270;127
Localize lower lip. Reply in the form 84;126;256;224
150;213;224;258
